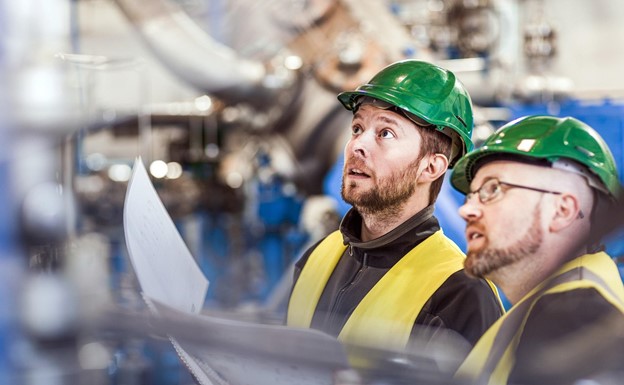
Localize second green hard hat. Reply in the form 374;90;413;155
451;115;621;199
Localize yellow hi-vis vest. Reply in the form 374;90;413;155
287;229;468;350
455;252;624;385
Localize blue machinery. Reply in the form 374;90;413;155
195;152;306;306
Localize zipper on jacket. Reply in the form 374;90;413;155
327;252;368;330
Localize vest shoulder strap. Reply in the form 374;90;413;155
287;230;347;327
469;252;624;385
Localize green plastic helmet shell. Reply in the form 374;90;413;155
451;115;621;199
337;60;474;167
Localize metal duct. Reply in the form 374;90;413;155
114;0;274;106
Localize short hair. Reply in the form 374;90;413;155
418;126;453;204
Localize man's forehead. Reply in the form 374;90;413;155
353;104;416;128
354;103;401;118
472;160;542;186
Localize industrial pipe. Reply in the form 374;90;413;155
114;0;278;106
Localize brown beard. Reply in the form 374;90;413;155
465;203;543;279
341;156;423;218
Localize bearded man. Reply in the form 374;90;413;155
286;60;503;358
452;115;624;385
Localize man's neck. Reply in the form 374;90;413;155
358;196;429;241
490;266;541;306
493;247;587;305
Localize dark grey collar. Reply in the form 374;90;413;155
340;205;436;249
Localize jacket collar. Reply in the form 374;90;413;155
340;205;437;249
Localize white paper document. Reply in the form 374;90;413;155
123;157;350;385
123;157;209;314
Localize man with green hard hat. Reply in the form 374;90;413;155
451;115;624;384
286;60;503;357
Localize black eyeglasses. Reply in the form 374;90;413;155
465;178;585;219
466;178;563;204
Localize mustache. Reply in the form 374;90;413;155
465;219;485;229
465;220;486;236
343;155;371;174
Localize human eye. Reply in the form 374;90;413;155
351;124;363;135
379;129;396;139
480;180;501;202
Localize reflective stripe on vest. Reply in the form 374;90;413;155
287;230;466;350
456;252;624;385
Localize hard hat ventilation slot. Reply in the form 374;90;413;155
575;145;595;158
455;115;467;128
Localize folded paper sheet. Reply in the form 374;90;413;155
123;157;209;314
123;157;349;385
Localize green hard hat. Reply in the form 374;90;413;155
337;59;474;168
451;115;621;199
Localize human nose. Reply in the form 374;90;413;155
348;131;374;158
458;195;483;222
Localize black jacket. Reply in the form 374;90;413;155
509;287;624;385
292;205;503;348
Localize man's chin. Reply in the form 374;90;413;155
465;267;485;279
341;194;356;208
465;252;490;279
341;186;359;203
342;190;366;208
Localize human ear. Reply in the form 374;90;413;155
417;154;449;183
549;193;581;232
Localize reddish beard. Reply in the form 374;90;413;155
341;155;423;216
464;205;543;279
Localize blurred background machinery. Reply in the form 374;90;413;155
2;0;624;384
